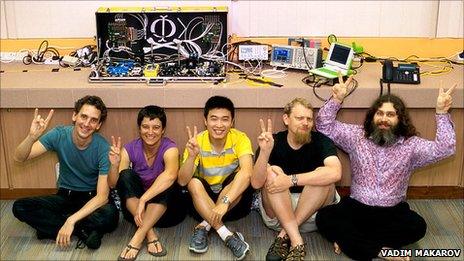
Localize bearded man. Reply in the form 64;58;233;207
315;74;456;261
251;97;342;261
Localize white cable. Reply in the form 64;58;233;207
189;22;214;42
261;67;288;79
183;17;204;41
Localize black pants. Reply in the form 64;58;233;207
12;189;119;240
316;196;426;260
188;173;255;222
116;169;187;228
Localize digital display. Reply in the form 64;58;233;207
397;63;417;70
273;48;292;63
329;44;351;65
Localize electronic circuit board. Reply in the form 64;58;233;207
89;6;228;84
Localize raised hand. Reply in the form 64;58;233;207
186;126;200;158
332;73;353;103
29;108;54;140
109;136;122;165
436;82;456;114
258;119;274;152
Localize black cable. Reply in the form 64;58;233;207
351;55;364;69
303;74;358;102
327;34;338;44
379;79;391;97
312;80;328;101
300;38;313;70
35;40;48;62
379;79;384;96
22;55;32;65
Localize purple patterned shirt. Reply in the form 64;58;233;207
316;99;456;207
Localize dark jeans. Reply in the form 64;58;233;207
12;189;119;240
188;172;255;222
316;196;427;261
116;169;187;228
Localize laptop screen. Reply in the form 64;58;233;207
326;43;354;70
331;44;350;64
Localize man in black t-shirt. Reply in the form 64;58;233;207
251;98;342;261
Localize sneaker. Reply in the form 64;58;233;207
266;235;290;261
189;226;209;253
285;244;306;261
225;232;250;260
75;229;102;250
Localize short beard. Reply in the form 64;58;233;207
369;124;398;146
295;131;311;145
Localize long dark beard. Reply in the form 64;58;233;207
369;123;398;146
295;131;311;145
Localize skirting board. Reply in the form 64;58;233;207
1;187;463;200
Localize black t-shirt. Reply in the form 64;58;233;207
256;130;337;193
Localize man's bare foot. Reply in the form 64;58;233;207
333;242;341;255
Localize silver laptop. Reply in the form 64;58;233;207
309;43;354;79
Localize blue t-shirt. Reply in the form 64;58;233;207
39;125;110;191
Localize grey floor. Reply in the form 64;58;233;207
0;199;463;260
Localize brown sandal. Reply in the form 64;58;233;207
147;239;167;257
118;244;140;261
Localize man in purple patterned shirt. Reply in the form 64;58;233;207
315;74;456;261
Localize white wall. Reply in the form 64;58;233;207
1;0;462;39
436;0;464;37
1;1;7;38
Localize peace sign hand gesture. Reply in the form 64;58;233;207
186;126;200;158
436;82;457;114
258;119;274;152
332;73;353;103
109;136;122;165
29;109;54;141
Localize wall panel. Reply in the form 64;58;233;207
2;107;461;189
0;115;9;189
436;0;464;37
0;1;7;39
1;1;462;39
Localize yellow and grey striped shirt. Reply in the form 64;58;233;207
182;128;253;193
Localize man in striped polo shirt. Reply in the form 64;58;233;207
178;96;254;260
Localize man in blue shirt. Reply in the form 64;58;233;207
12;95;119;250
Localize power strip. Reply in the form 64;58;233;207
0;51;29;62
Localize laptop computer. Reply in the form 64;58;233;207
309;42;354;79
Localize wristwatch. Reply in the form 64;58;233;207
221;195;231;205
291;174;298;187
